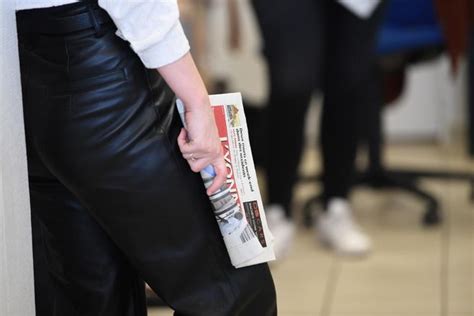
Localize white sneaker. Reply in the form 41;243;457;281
316;198;372;256
266;204;295;260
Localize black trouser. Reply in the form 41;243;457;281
252;0;384;216
17;2;276;315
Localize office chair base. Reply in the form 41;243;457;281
302;191;441;228
300;166;474;228
423;202;441;226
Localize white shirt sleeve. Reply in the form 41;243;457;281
98;0;190;69
337;0;381;19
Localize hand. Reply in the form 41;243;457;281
177;103;226;195
156;53;226;194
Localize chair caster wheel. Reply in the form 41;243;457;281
422;206;441;226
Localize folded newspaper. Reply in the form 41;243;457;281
176;93;275;268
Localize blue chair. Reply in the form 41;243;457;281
358;0;474;225
376;0;444;55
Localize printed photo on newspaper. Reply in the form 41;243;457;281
176;93;275;268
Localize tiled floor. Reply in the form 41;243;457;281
149;143;474;316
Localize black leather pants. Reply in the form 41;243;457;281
17;3;276;315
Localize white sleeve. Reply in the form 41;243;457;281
337;0;381;19
98;0;190;68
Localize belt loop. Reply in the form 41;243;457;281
85;4;103;37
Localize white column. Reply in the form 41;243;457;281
0;0;36;315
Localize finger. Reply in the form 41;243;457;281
182;145;209;158
177;128;188;148
206;159;227;195
183;153;193;160
188;158;211;173
177;128;195;154
183;152;203;162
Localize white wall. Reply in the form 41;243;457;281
384;56;467;142
206;0;268;103
0;1;36;315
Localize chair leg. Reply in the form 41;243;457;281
355;170;442;226
385;176;440;226
300;169;444;227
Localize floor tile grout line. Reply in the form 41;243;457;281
439;162;453;316
319;257;340;316
441;211;450;316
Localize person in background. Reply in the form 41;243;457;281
251;0;385;257
16;0;276;315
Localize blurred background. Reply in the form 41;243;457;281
149;0;474;315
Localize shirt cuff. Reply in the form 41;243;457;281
134;22;190;69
